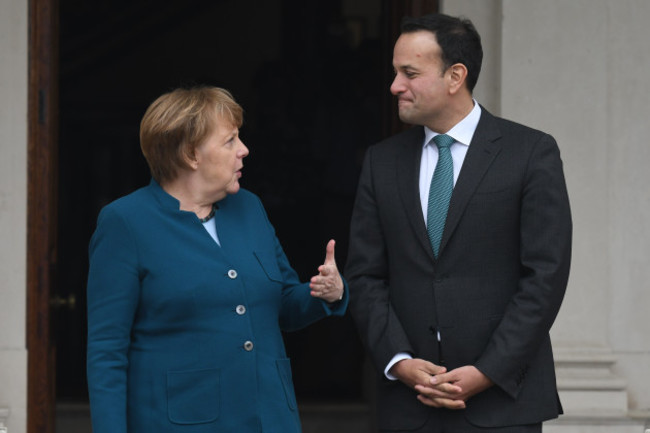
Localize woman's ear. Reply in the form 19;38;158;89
181;146;199;170
447;63;469;95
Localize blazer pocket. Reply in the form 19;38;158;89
167;367;220;425
254;250;283;282
276;358;298;411
470;187;514;204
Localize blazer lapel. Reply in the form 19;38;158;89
396;127;436;261
439;108;502;255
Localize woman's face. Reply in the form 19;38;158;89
193;117;249;201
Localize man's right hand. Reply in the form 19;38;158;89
389;358;466;409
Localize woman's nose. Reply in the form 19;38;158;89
238;140;249;157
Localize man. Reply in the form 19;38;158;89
345;13;572;433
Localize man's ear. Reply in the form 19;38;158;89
447;63;469;95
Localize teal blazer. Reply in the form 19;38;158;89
87;180;348;433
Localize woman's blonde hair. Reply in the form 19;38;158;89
140;86;243;184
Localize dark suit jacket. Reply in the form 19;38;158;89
345;107;571;430
87;180;348;433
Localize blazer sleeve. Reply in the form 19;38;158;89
251;196;348;332
474;133;572;398
86;206;141;433
345;147;414;372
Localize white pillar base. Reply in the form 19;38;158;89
545;414;649;433
547;348;650;432
0;407;9;433
555;348;628;416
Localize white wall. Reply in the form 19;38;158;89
499;0;613;348
606;1;650;415
445;0;650;417
443;0;503;114
0;0;28;431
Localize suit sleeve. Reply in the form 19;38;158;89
86;206;141;433
345;147;414;372
474;133;572;398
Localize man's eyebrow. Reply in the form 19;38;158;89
394;63;415;70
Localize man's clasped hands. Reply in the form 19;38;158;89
389;358;495;409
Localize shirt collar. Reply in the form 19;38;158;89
423;100;482;147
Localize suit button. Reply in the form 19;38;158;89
236;305;246;315
228;269;238;279
243;341;254;351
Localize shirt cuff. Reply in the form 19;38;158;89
384;352;413;380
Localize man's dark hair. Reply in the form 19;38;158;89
401;13;483;92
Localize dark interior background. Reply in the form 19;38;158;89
55;0;397;404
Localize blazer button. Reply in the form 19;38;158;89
228;269;238;279
236;305;246;315
243;341;254;351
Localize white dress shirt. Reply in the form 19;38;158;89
385;101;482;379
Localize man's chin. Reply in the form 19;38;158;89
398;112;417;125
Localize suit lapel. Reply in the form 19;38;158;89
439;108;502;255
396;127;436;261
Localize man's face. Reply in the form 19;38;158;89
390;31;450;128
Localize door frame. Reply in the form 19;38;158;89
27;0;59;431
24;1;437;431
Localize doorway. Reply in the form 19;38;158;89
28;0;441;431
54;0;384;429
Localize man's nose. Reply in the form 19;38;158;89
390;74;404;95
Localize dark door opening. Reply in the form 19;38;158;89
55;0;390;412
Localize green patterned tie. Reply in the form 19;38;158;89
427;134;455;258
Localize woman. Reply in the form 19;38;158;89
86;86;347;433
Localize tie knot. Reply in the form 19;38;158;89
432;134;455;149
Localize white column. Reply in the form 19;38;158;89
443;0;650;430
0;0;29;432
499;0;612;343
606;1;650;421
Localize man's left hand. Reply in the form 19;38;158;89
414;365;493;408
